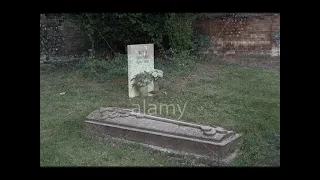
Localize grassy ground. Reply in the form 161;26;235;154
40;60;280;166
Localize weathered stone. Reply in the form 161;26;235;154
215;127;228;134
200;126;212;131
105;107;115;112
120;113;129;117
85;107;242;158
100;107;107;113
102;115;109;119
109;112;119;118
203;129;217;136
136;114;144;118
101;111;109;116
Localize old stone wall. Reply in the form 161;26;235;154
40;14;91;60
193;13;280;59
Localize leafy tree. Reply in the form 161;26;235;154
65;13;199;57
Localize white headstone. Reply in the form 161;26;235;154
127;44;154;98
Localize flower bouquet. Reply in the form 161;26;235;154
131;71;153;97
150;69;163;91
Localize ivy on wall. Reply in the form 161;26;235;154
40;14;64;58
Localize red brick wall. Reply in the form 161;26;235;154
193;14;280;58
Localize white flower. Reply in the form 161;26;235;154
149;69;163;81
151;72;157;77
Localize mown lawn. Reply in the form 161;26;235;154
40;61;280;166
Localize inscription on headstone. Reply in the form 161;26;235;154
127;44;154;98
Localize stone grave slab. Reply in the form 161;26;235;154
84;107;242;158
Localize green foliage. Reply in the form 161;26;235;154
43;13;207;72
107;53;128;76
131;71;153;88
65;13;198;57
79;58;108;77
171;50;196;69
77;54;127;78
165;13;197;52
191;28;212;57
40;64;57;74
65;13;166;55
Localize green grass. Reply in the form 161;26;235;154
40;61;280;166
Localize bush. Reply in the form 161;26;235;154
171;50;196;69
107;53;128;76
77;53;127;78
79;58;108;77
165;13;197;53
65;13;198;57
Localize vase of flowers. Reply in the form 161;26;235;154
150;69;163;91
131;71;153;97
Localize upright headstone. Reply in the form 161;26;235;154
127;44;154;98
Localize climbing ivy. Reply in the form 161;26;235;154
165;13;197;53
40;14;64;58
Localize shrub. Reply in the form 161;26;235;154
106;53;128;76
77;53;128;78
165;13;197;53
171;50;196;69
79;58;108;77
65;13;198;57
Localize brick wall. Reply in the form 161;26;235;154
193;13;280;59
